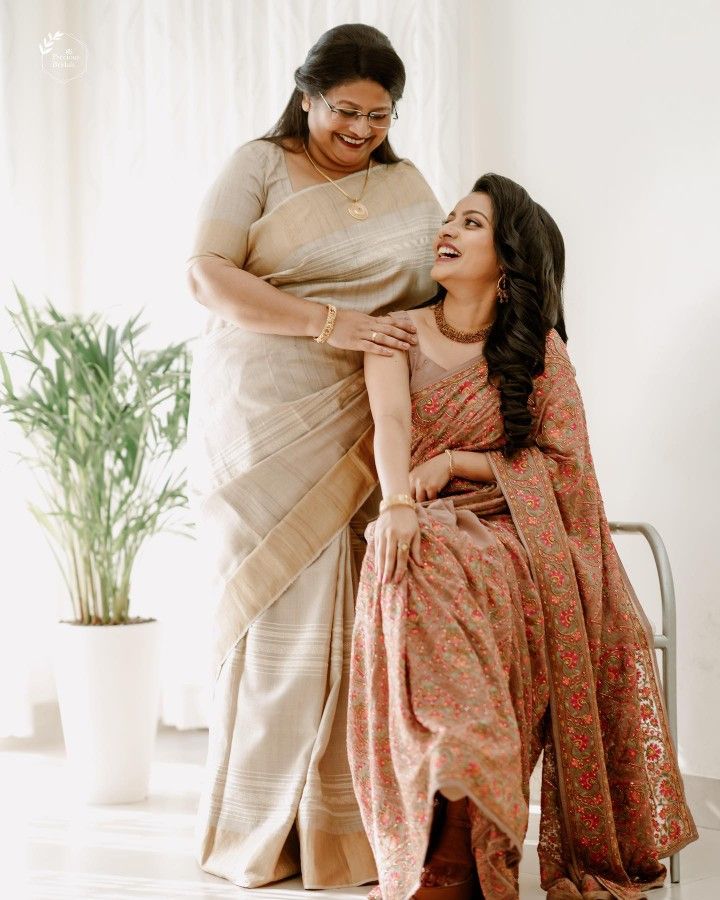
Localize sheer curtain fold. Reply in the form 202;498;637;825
0;0;482;737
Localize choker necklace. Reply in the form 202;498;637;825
434;299;493;344
302;144;371;220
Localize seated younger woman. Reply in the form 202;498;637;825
348;174;697;900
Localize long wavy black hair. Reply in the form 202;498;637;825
262;24;405;164
438;174;567;456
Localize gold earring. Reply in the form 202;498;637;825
497;272;509;303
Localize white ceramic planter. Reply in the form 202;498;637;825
53;618;161;804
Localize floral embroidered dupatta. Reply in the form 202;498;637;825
487;333;697;896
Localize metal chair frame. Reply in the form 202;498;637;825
609;522;680;884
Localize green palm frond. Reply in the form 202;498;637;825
0;289;193;624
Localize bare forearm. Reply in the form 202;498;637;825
451;450;495;482
374;415;412;498
188;258;326;337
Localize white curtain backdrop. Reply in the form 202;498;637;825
0;0;483;736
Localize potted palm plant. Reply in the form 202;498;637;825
0;287;191;803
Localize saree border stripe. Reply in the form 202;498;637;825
213;426;377;679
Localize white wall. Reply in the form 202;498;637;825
465;0;720;778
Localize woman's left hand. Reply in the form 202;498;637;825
409;454;451;502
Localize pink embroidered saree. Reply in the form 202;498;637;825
348;331;697;900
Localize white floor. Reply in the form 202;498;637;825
1;713;718;899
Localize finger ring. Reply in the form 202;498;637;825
398;542;409;552
371;331;378;342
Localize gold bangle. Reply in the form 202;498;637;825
445;448;454;479
314;303;337;344
379;493;416;514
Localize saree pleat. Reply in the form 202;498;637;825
348;331;696;900
188;140;443;886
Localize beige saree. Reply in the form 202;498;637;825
348;330;697;900
186;140;442;888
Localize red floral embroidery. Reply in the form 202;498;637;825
646;744;662;762
570;689;586;710
581;809;600;830
572;732;590;752
549;568;566;587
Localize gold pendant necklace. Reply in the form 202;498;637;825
303;144;371;220
434;299;493;344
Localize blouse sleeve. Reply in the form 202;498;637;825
186;141;269;271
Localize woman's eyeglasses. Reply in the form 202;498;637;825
318;92;398;130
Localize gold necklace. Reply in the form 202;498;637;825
302;144;371;220
434;299;493;344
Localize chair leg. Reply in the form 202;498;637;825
670;851;680;884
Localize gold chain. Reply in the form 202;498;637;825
302;144;371;204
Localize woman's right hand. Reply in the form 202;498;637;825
327;309;417;356
374;506;422;584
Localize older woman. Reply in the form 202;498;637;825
348;175;697;900
186;24;442;891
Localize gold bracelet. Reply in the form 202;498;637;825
445;448;454;479
379;493;416;514
314;303;337;344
